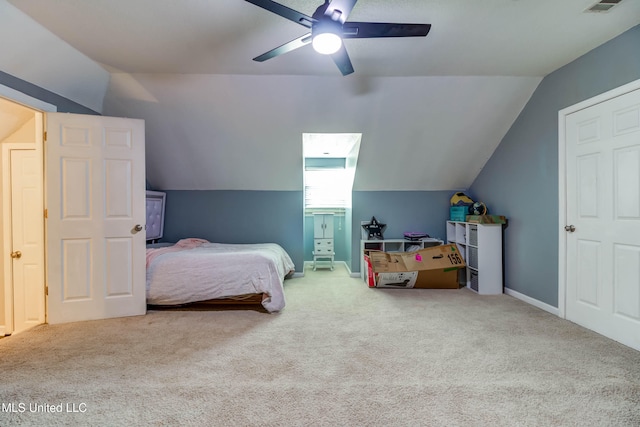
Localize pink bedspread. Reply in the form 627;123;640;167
146;238;209;268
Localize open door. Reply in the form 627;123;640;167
45;113;146;324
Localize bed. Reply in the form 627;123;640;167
144;191;294;312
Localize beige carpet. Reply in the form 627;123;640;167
1;264;639;426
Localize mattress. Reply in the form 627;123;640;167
146;239;295;312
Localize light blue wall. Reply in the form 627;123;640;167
161;190;305;272
469;25;640;307
350;191;453;273
160;189;452;275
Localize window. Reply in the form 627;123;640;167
304;168;350;209
302;133;361;212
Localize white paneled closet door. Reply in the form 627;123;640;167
564;84;640;351
46;113;146;324
10;149;45;334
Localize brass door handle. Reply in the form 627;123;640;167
134;224;144;232
11;251;22;259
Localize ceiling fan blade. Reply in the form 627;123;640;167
342;22;431;38
323;0;358;24
330;45;354;76
253;33;312;62
244;0;316;28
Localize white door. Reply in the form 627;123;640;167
564;85;640;350
10;149;45;334
46;113;146;324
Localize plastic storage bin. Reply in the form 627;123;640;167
450;206;468;221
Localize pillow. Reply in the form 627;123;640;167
146;242;175;248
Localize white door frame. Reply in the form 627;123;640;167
0;90;51;334
558;78;640;319
0;85;56;113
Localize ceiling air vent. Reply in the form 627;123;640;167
586;0;623;13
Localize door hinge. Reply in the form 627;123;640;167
45;286;48;296
44;209;48;219
43;131;47;142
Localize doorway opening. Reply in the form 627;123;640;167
302;133;361;272
0;94;46;336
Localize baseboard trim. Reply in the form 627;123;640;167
504;287;559;316
301;260;359;275
343;262;357;277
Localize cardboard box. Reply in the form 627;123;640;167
368;244;465;289
376;271;418;288
465;215;507;224
364;255;375;288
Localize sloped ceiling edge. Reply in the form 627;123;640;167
103;73;541;191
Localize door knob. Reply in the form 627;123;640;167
11;251;21;259
564;225;576;232
134;224;144;232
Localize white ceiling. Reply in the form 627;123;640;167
9;0;640;76
5;0;640;190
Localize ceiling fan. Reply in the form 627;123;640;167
244;0;431;76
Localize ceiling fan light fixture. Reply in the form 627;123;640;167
312;24;342;55
246;0;431;76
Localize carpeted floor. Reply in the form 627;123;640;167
1;263;639;426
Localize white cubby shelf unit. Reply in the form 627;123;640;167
446;221;503;294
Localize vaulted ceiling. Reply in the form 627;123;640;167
5;0;640;190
